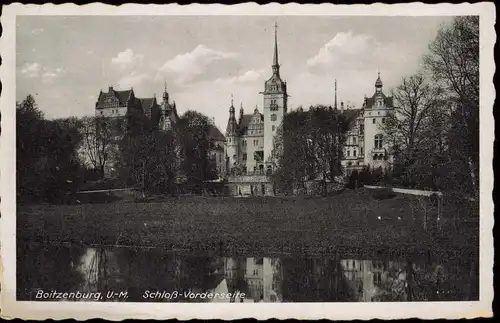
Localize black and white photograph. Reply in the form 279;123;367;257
0;2;494;320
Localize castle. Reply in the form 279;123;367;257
223;24;395;180
225;23;287;176
94;83;226;178
94;23;394;186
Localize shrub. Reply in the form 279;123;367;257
371;187;396;200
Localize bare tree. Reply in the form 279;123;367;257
79;116;125;179
423;16;479;197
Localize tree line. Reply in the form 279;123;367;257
16;96;218;204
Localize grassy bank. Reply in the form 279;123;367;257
17;189;478;257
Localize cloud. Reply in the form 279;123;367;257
20;63;64;83
31;28;44;35
214;69;265;85
111;48;144;70
20;62;41;78
41;67;64;84
116;72;150;89
158;44;239;85
306;31;401;74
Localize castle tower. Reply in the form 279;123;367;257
261;22;288;169
159;81;173;131
363;72;394;168
225;94;239;171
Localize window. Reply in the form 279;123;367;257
373;154;378;161
353;149;357;157
347;150;350;157
272;125;275;131
232;154;236;160
373;272;382;286
347;161;352;166
382;118;386;124
372;118;376;124
271;114;277;121
243;153;247;161
100;111;103;115
254;139;259;146
374;134;383;149
353;137;357;144
360;147;363;155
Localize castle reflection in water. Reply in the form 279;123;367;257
17;244;476;302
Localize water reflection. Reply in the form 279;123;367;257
17;242;478;302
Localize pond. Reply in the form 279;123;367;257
17;242;478;302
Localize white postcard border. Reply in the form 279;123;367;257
0;2;495;320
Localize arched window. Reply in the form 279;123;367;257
374;134;383;149
271;114;277;121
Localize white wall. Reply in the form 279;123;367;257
263;93;286;164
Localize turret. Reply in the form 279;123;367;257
375;71;383;92
163;81;170;103
225;94;239;172
239;102;244;125
225;94;237;137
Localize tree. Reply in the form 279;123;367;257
178;111;218;191
79;116;125;179
118;129;179;194
272;106;349;196
423;16;479;197
17;95;83;203
381;73;445;188
271;110;309;194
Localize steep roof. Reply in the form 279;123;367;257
208;124;225;141
115;90;133;105
136;97;158;119
342;109;361;121
342;108;362;128
364;92;394;109
137;98;155;110
237;114;254;135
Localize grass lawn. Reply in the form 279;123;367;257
17;189;477;257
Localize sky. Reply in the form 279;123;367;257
16;15;453;132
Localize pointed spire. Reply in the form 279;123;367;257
239;102;244;124
375;71;383;88
226;95;237;136
273;21;279;67
163;80;169;102
272;21;280;77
